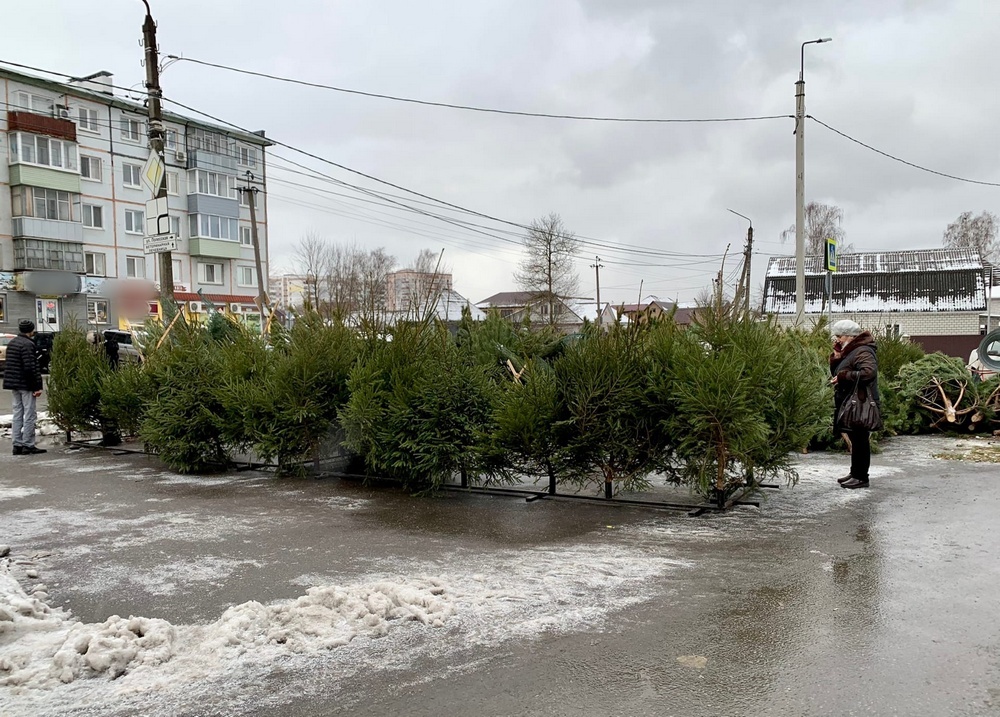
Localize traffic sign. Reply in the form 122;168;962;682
141;151;166;193
145;197;170;236
143;234;177;254
825;237;837;272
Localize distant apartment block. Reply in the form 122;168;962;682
0;66;271;334
385;269;452;312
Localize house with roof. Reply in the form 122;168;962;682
761;248;989;358
611;295;699;326
476;291;612;331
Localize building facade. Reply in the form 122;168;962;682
762;248;989;358
385;269;453;313
0;67;271;335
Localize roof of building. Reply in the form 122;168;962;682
392;289;484;322
0;66;271;146
762;248;987;314
476;291;538;308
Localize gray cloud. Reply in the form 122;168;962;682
4;0;999;303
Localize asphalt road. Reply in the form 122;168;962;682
1;433;999;716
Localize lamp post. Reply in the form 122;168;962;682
794;37;832;325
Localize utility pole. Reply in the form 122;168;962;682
240;171;270;319
728;210;753;313
795;37;832;326
590;256;604;326
141;1;174;310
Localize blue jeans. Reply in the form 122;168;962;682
11;390;37;448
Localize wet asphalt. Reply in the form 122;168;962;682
1;433;999;716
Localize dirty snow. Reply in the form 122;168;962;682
0;539;683;716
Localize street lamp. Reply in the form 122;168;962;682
794;37;832;325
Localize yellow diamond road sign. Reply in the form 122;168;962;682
141;151;165;194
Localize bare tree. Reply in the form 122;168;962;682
781;202;852;256
356;247;396;328
293;233;333;313
514;213;580;325
943;211;999;263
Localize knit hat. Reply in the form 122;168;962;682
18;319;35;334
830;319;862;337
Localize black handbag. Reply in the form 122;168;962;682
836;377;883;432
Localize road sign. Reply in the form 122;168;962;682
141;151;166;193
145;197;170;236
825;237;837;272
143;234;177;254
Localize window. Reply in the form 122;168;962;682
82;204;104;229
13;239;84;272
123;163;142;188
126;256;146;279
80;155;102;181
8;132;78;171
78;107;100;132
33;188;73;221
11;187;78;221
165;129;177;151
172;259;183;282
120;116;143;142
238;145;258;168
239;226;253;246
88;299;109;324
15;91;51;113
166;171;179;195
189;128;227;154
199;263;223;284
85;252;107;276
170;216;181;236
189;169;236;199
237;266;257;287
189;214;239;240
124;209;144;234
239;188;259;208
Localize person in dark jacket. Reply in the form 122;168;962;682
830;319;878;489
103;330;120;370
2;319;47;455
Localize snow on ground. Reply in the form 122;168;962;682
0;412;62;438
0;540;686;716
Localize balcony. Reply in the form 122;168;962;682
12;216;85;243
186;148;237;172
13;238;85;273
8;111;77;142
189;237;241;259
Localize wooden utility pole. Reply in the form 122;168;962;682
141;1;174;308
240;171;270;317
590;256;604;326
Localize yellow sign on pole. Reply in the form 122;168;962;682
141;151;165;194
825;237;837;272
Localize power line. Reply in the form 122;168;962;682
169;56;792;125
809;115;1000;188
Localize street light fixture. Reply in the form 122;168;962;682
794;37;832;325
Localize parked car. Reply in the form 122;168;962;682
0;333;17;372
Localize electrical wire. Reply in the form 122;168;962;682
169;56;792;125
809;116;1000;188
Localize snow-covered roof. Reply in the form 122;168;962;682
390;289;484;322
766;248;983;277
763;248;988;314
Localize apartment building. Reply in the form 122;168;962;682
385;269;452;313
0;66;271;334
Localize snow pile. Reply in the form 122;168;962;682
0;411;62;438
0;561;451;693
205;579;450;655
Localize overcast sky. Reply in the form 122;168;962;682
5;0;999;305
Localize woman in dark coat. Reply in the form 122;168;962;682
830;319;879;489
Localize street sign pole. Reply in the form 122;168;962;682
825;238;837;326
